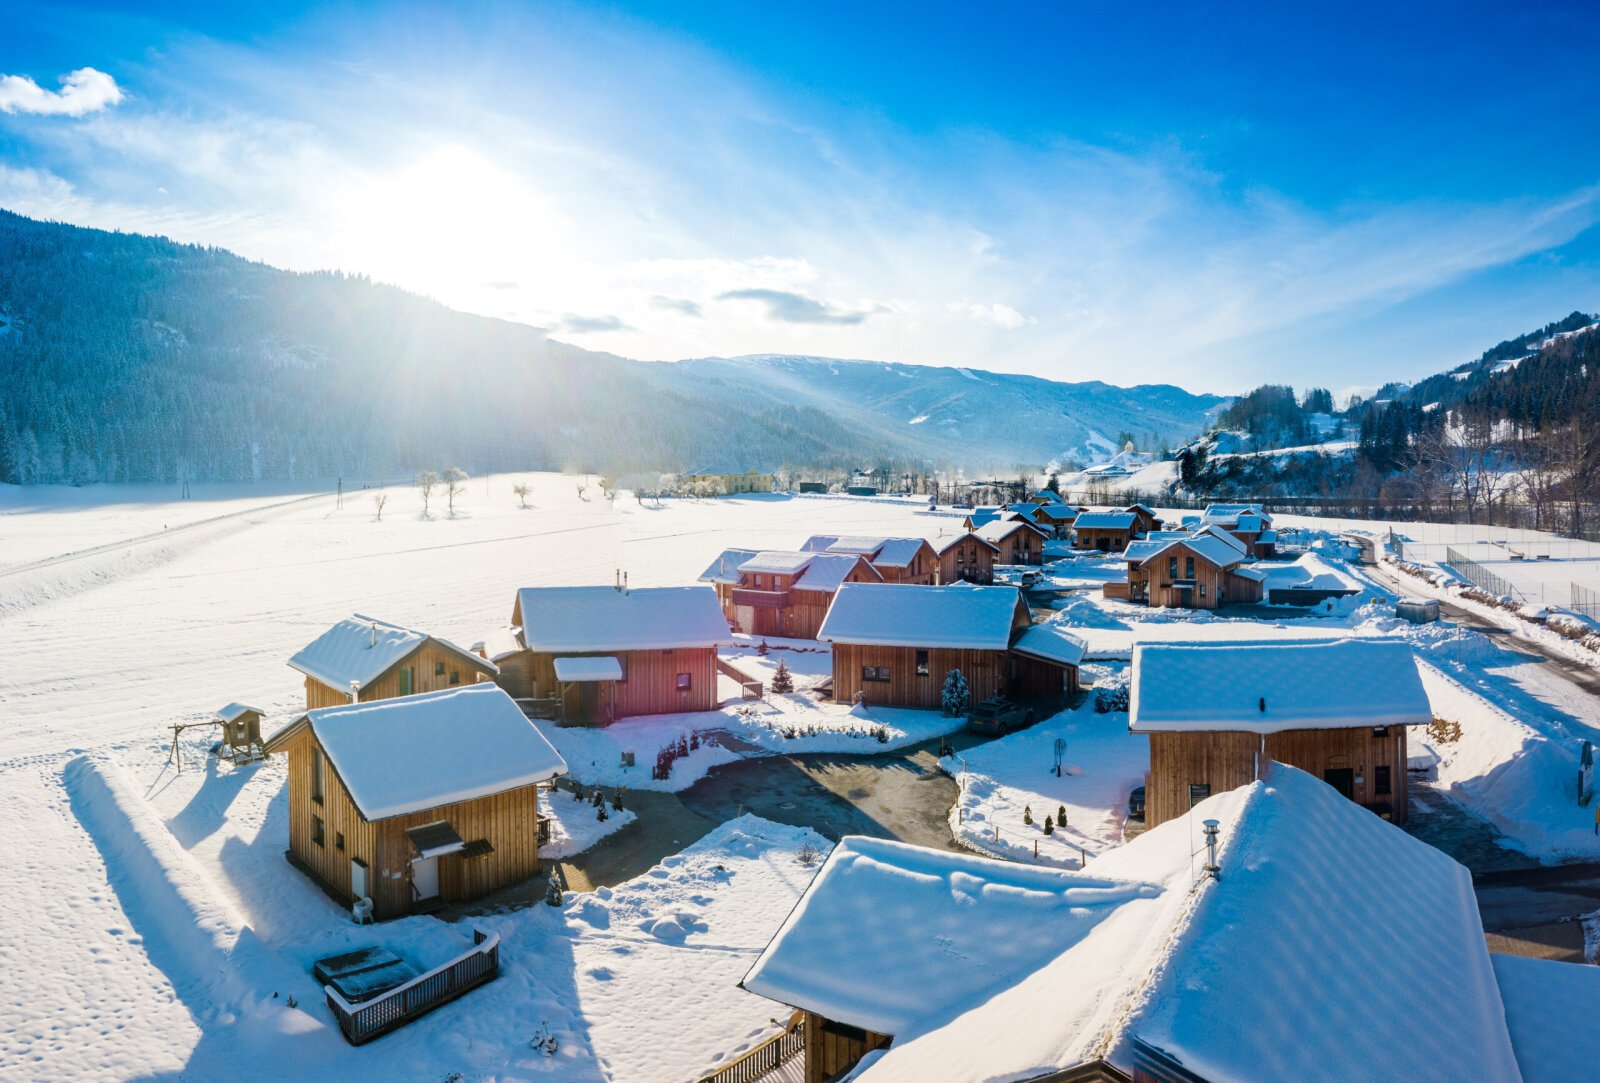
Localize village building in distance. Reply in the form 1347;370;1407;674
935;532;999;585
800;535;939;585
698;548;883;639
497;585;728;722
1199;502;1278;558
288;614;500;709
678;466;775;494
1071;509;1144;552
818;583;1082;710
1105;528;1265;608
972;518;1048;565
1129;638;1431;826
261;684;567;921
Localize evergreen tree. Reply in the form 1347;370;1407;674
770;659;794;694
940;669;969;717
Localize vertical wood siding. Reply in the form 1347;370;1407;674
304;643;494;708
1145;725;1410;827
803;1012;891;1083
501;647;718;720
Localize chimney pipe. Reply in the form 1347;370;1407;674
371;620;376;648
623;571;629;595
1202;819;1221;881
349;679;360;703
615;569;621;593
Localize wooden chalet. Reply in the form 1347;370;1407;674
973;518;1049;565
1129;639;1432;827
679;466;775;494
1026;487;1062;505
800;535;939;585
742;766;1528;1083
288;614;499;710
497;586;727;722
1119;503;1162;536
961;506;1007;531
935;532;999;585
698;549;882;639
817;583;1081;709
1199;503;1277;558
1105;531;1265;609
260;684;567;921
1023;502;1077;538
1071;509;1142;552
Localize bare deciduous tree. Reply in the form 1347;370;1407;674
373;492;388;520
512;482;531;508
415;470;439;515
443;466;468;515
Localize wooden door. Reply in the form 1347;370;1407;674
1323;768;1354;799
412;856;440;903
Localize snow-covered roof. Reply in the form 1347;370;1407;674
935;533;998;555
1122;534;1244;571
848;765;1521;1083
794;553;879;593
1129;639;1431;733
681;465;771;476
288;614;496;694
1258;553;1362;597
1202;502;1266;518
514;587;729;652
1010;624;1087;668
1201;503;1272;529
698;547;761;584
553;656;624;682
1257;528;1279;543
741;836;1159;1036
475;626;525;664
1493;954;1600;1082
824;535;890;556
1195;523;1248;553
799;535;839;553
869;538;930;568
215;702;263;723
974;518;1046;544
1073;511;1137;530
738;551;815;576
300;685;567;820
818;584;1027;650
963;508;1005;527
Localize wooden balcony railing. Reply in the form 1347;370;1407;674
324;929;500;1045
731;587;792;609
697;1012;805;1083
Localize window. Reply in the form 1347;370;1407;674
1199;583;1206;598
335;832;345;851
449;671;461;685
1188;783;1211;808
676;672;692;690
1168;556;1178;579
1371;726;1390;738
1185;556;1195;578
956;548;965;564
312;816;325;847
755;574;764;588
397;667;414;695
1374;765;1392;796
312;748;324;804
862;666;892;682
434;661;445;677
915;650;929;676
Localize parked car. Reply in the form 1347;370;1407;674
1128;785;1146;820
1018;569;1043;588
966;695;1036;735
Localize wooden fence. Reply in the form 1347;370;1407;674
324;929;500;1045
717;658;764;699
697;1014;805;1083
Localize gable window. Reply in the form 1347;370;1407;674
1185;556;1195;578
956;548;965;564
676;672;692;690
1372;726;1390;738
862;666;892;683
312;816;325;847
755;574;764;588
1188;783;1211;808
312;748;325;804
1168;556;1178;579
915;650;929;676
434;662;446;677
1374;765;1392;796
449;671;461;685
335;832;345;851
397;667;414;695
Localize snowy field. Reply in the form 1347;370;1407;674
7;475;1600;1078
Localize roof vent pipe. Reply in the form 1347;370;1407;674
615;569;620;592
623;571;629;595
349;679;360;704
1202;819;1221;881
1258;696;1265;713
371;620;377;648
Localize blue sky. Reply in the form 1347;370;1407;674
3;1;1599;395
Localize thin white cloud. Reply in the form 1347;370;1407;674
952;301;1035;329
0;67;123;117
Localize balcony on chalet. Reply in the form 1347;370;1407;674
731;587;792;609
